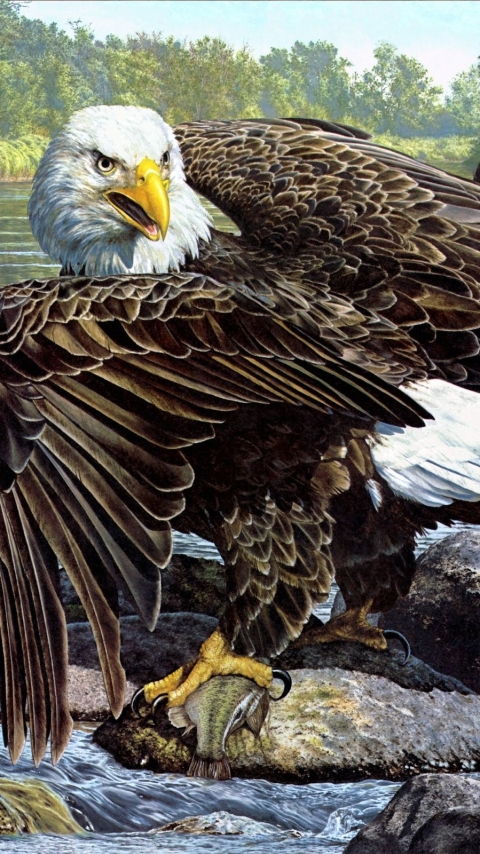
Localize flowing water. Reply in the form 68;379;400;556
0;181;477;851
0;729;400;853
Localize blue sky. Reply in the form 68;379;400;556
23;1;478;92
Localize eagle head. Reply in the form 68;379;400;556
28;104;211;276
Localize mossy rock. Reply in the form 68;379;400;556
94;705;194;774
95;669;480;784
64;603;88;623
0;778;83;835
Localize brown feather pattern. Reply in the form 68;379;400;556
3;117;480;760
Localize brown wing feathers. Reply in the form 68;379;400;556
3;118;480;765
177;119;480;387
221;495;339;659
174;119;480;654
0;272;424;763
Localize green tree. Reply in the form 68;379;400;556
66;22;111;107
260;41;352;119
351;42;443;136
446;62;480;135
0;3;95;135
0;0;23;59
0;1;471;150
28;53;81;135
180;37;263;121
127;34;263;123
104;35;159;108
0;59;38;136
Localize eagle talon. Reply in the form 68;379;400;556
131;687;148;718
384;629;411;665
269;668;292;700
152;694;169;722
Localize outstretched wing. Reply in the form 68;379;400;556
0;271;431;764
176;118;480;388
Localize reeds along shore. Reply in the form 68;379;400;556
0;136;48;181
0;132;477;183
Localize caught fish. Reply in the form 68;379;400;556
167;670;291;780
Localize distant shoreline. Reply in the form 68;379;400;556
0;134;476;182
0;177;34;183
0;135;49;182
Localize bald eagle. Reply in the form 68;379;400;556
1;105;480;766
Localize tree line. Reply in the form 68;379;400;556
0;0;479;141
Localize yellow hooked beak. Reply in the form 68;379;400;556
104;157;170;240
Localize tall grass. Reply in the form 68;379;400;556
374;135;480;179
0;136;48;180
0;131;478;183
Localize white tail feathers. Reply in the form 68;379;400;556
372;379;480;507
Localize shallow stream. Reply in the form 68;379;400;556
0;729;401;853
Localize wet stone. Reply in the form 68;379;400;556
279;629;474;695
345;773;480;853
153;809;303;836
0;778;83;836
379;531;480;693
94;668;480;783
408;807;480;853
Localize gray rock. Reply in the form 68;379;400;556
379;531;480;693
118;613;218;685
160;554;225;617
153;810;302;836
68;665;133;722
59;568;80;608
60;554;225;622
67;613;217;719
94;668;480;782
279;635;473;695
408;807;480;853
345;773;480;853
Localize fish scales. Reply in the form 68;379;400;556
168;675;270;780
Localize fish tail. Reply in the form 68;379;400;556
187;752;232;780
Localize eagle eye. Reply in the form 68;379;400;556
162;150;170;166
95;154;116;174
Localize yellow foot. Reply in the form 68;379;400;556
294;604;387;652
134;628;274;711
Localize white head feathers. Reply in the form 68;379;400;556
29;105;211;275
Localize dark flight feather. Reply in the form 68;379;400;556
4;115;480;762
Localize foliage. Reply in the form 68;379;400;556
125;34;264;123
260;40;352;120
0;0;477;173
373;134;479;179
351;43;444;135
0;134;47;179
446;62;480;135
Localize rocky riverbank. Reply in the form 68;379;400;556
94;663;480;783
64;535;480;785
345;773;480;853
379;529;480;693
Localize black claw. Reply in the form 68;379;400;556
384;629;411;665
152;694;168;720
269;668;292;700
131;687;147;717
131;688;168;719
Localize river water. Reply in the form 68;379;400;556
0;181;477;851
0;729;401;853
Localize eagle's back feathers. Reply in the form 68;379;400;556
1;108;480;762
